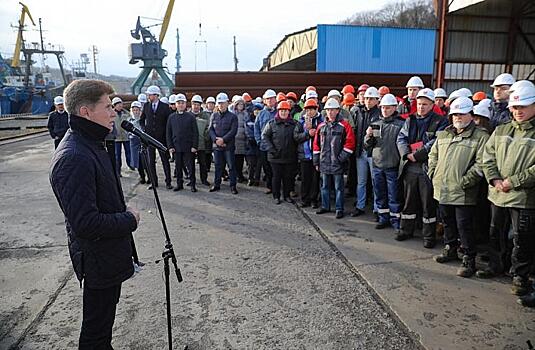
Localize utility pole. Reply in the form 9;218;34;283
91;45;99;74
175;28;181;72
233;35;238;72
38;18;44;51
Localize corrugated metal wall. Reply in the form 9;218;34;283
316;25;436;74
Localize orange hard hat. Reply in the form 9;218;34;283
276;92;287;102
473;91;487;102
277;101;291;110
343;93;356;106
378;86;390;95
358;84;370;93
286;92;298;102
304;99;318;109
342;84;355;95
305;86;316;92
242;92;252;102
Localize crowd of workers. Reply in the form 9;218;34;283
47;73;535;308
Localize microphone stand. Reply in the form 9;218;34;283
139;141;183;350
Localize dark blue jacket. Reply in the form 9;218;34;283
489;100;511;129
166;111;199;152
47;110;70;139
298;112;323;161
209;109;238;151
244;114;258;156
50;115;138;289
254;107;277;151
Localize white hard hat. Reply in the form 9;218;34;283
131;101;142;109
473;102;491;119
206;96;216;104
262;89;276;99
324;98;340;109
491;73;515;88
477;98;492;108
379;93;398;106
305;90;318;100
137;93;148;103
448;89;469;101
191;94;203;104
327;89;342;98
457;88;473;98
146;85;161;95
216;92;229;104
160;96;169;104
364;86;380;98
232;95;244;103
406;76;424;88
416;88;435;101
54;96;64;105
254;97;263;104
168;94;177;104
175;93;187;102
111;97;123;105
509;80;535;94
508;86;535;107
449;96;473;115
433;88;447;99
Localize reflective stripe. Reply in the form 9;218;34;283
401;214;417;219
422;217;437;224
390;212;400;218
343;147;354;154
377;208;390;214
313;151;320;154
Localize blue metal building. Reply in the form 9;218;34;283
262;24;436;75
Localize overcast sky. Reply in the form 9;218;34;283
0;0;394;77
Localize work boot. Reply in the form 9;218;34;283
434;244;459;263
423;239;436;249
517;289;535;308
511;276;531;296
395;231;413;241
456;255;476;278
475;256;503;279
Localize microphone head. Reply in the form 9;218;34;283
121;120;134;132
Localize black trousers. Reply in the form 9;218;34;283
174;151;195;187
439;204;476;256
255;150;272;189
271;162;295;199
346;152;356;196
54;138;62;149
235;154;246;180
148;147;171;186
300;160;320;204
400;171;437;241
196;150;208;183
246;155;257;181
489;205;534;279
79;284;122;350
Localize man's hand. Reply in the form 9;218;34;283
215;137;225;146
315;165;319;172
309;129;316;137
191;148;197;153
169;148;175;154
492;179;504;192
127;206;140;225
366;126;373;137
407;153;416;162
501;178;512;192
305;122;313;130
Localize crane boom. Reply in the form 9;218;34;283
12;2;36;68
159;0;175;44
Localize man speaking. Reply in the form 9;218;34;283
49;79;140;349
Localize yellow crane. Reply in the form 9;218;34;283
12;2;36;68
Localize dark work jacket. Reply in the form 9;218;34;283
313;114;356;175
166;111;199;152
489;100;511;129
49;115;137;289
244;114;258;156
140;100;172;143
364;113;405;169
262;116;307;164
209;109;238;151
297;112;323;161
47;110;70;139
353;105;381;156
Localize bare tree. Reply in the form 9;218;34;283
340;0;438;29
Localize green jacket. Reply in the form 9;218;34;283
195;117;210;151
428;122;489;205
482;119;535;209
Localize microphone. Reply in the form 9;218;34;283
121;120;167;152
